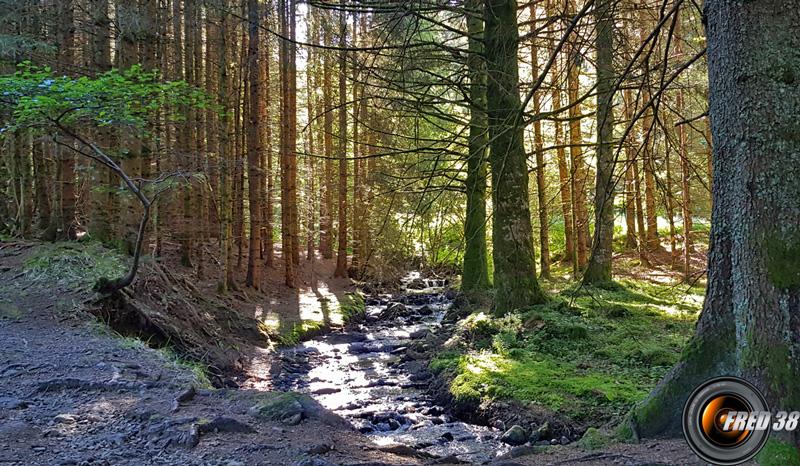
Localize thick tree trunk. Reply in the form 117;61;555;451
632;0;800;443
583;0;615;284
484;0;546;314
461;0;490;292
320;20;335;260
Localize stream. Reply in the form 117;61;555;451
268;273;511;464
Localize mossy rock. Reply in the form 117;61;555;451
249;392;307;425
249;391;352;429
578;427;610;451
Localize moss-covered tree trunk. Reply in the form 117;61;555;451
632;0;800;442
583;0;615;285
461;0;490;292
484;0;546;314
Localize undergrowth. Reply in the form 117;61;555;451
431;275;703;424
23;241;127;291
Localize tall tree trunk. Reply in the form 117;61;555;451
675;14;693;281
461;0;490;292
56;0;76;240
279;0;298;286
639;16;660;252
566;0;588;270
484;0;546;314
261;11;274;267
583;0;616;284
245;0;263;288
548;34;574;264
333;3;349;278
623;92;638;250
632;1;800;443
319;18;335;260
529;3;550;279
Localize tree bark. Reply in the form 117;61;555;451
334;3;349;278
583;0;615;284
245;0;263;288
484;0;546;313
529;3;550;280
461;0;490;292
632;0;800;442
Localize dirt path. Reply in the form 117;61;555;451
0;243;415;466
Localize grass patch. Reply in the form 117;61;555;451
434;277;702;423
23;241;127;291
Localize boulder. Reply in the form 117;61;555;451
501;425;528;446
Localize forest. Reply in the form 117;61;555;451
0;0;798;465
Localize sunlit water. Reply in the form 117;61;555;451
266;273;510;464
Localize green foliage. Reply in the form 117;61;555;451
436;278;702;423
23;241;127;291
0;63;210;137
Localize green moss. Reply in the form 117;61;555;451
578;427;611;451
250;392;310;423
277;320;328;346
742;337;800;410
757;439;800;466
765;235;800;290
339;292;365;323
439;277;701;424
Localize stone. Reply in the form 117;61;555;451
0;397;27;410
311;387;341;395
198;417;255;434
497;445;539;459
440;432;454;442
501;425;528;446
175;386;196;403
54;414;77;424
249;392;306;425
409;329;430;339
285;413;302;426
407;278;427;289
559;435;570;445
307;443;332;454
535;421;551;439
381;302;408;319
293;458;338;466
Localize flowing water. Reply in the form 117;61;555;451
268;273;511;464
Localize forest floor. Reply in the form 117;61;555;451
0;238;760;465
